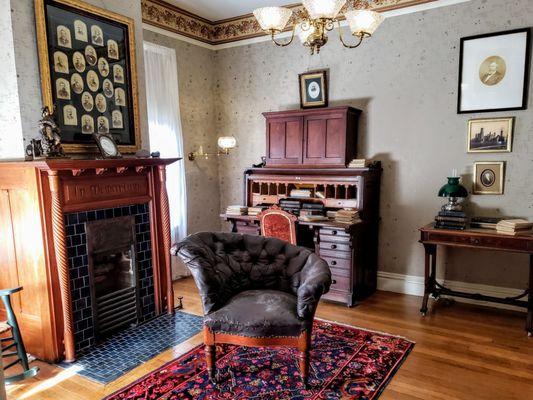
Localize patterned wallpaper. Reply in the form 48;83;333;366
212;0;533;288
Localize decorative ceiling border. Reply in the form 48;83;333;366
141;0;437;46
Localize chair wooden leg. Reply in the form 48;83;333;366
205;344;216;383
297;330;311;387
298;349;309;387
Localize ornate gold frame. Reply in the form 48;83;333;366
35;0;141;154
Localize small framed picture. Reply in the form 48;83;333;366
93;133;122;159
467;117;514;153
299;70;328;109
458;28;531;113
473;161;505;195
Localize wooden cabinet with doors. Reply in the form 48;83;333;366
263;106;360;168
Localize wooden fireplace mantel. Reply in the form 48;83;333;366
0;157;179;362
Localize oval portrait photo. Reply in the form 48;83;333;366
479;55;506;86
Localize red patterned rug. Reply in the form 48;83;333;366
105;320;414;400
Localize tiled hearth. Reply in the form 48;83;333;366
64;204;156;352
59;311;203;383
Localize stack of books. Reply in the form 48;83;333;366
496;219;533;235
298;214;328;222
226;205;247;216
300;202;324;217
279;199;301;216
335;209;360;224
248;206;266;216
434;210;467;230
348;159;371;168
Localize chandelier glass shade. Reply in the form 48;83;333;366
253;0;384;54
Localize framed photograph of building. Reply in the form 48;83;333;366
458;28;531;114
473;161;505;195
35;0;141;154
299;70;328;109
467;117;514;153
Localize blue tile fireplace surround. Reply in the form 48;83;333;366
64;204;156;352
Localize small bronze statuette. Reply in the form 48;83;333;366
38;106;66;158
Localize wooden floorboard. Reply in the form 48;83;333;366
6;277;533;399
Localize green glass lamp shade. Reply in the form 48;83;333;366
438;177;468;198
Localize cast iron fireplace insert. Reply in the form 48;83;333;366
86;215;141;339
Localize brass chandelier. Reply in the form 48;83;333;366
253;0;384;55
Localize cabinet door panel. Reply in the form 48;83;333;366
306;119;326;159
325;118;344;158
303;112;346;165
266;117;303;165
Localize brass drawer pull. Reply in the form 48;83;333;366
470;237;481;245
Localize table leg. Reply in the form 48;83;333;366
527;254;532;337
420;244;436;316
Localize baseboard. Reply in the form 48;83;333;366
377;271;526;312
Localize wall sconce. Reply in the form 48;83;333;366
188;136;237;161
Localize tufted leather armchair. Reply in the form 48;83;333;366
172;232;331;385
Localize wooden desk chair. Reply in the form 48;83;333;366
258;205;298;245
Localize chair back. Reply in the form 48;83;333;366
258;205;297;245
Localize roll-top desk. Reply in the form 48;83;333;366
221;166;381;306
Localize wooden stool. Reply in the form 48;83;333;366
1;287;39;383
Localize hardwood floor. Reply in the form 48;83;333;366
6;277;533;399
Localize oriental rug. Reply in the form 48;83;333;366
104;319;414;399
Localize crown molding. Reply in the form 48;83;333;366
142;0;447;46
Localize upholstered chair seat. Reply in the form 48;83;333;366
172;232;331;385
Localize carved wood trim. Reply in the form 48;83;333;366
47;171;75;362
135;166;146;174
71;169;85;177
157;165;174;314
95;168;107;175
116;167;128;174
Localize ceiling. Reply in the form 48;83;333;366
165;0;292;21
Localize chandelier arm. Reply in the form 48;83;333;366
337;20;365;49
270;26;296;47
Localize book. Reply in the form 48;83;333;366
438;210;467;218
435;222;466;230
298;215;328;222
496;219;533;230
435;216;468;223
290;189;312;198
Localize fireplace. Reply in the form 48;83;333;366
87;216;140;339
0;158;177;362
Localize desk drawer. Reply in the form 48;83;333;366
330;274;350;291
319;242;351;252
319;248;352;259
426;231;530;252
320;233;351;244
321;256;351;272
325;199;358;209
320;228;350;238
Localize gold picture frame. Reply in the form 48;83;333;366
467;117;514;153
35;0;141;154
473;161;505;195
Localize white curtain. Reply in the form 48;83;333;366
143;42;187;252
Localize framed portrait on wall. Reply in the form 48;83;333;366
473;161;505;195
35;0;141;154
457;28;531;114
299;70;328;109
